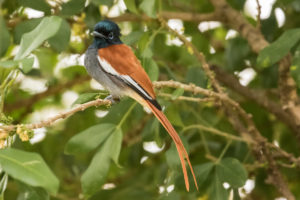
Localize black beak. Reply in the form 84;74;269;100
92;31;108;39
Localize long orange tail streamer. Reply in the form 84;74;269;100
146;100;198;191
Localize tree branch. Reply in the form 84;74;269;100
4;76;91;113
1;99;111;131
255;0;262;29
211;65;300;141
209;0;300;133
159;12;295;198
158;92;214;103
108;11;219;23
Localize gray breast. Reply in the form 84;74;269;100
84;47;127;98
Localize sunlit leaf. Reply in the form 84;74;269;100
0;58;34;73
124;0;139;14
13;18;43;44
48;19;71;52
0;148;59;194
35;48;57;76
15;16;62;60
139;0;157;18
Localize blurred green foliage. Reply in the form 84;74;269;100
0;0;300;199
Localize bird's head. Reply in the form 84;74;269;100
92;20;122;48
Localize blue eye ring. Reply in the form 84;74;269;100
108;32;114;39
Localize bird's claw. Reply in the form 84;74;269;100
104;95;120;104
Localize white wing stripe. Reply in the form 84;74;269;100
97;55;153;100
122;75;152;99
97;56;119;76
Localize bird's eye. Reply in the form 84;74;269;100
108;32;114;39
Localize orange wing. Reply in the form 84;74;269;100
98;44;156;99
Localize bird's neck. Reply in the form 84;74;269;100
90;38;123;49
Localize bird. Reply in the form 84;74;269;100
84;20;198;191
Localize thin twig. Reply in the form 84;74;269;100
255;0;261;29
158;92;214;103
182;124;254;143
1;99;111;131
158;16;223;93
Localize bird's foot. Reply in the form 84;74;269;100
104;95;120;104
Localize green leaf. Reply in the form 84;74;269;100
13;18;43;44
185;67;207;87
257;28;300;68
139;0;157;18
99;99;135;124
15;16;62;60
138;32;153;58
194;162;214;186
81;128;123;196
233;188;241;200
165;104;184;127
158;191;180;200
60;0;85;17
0;58;34;73
0;68;12;84
124;0;138;14
166;137;190;171
20;57;34;73
0;148;59;194
72;93;99;106
0;16;10;57
291;45;300;87
0;174;8;195
122;31;143;46
225;37;250;71
48;19;71;52
215;158;247;188
61;65;87;79
166;143;181;171
35;48;57;77
64;123;116;154
210;172;229;200
171;88;184;100
17;182;49;200
18;0;51;14
84;4;101;29
108;128;123;166
143;58;159;81
91;0;113;6
227;0;246;10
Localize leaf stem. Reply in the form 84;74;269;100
116;102;137;130
182;124;252;143
216;140;232;163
